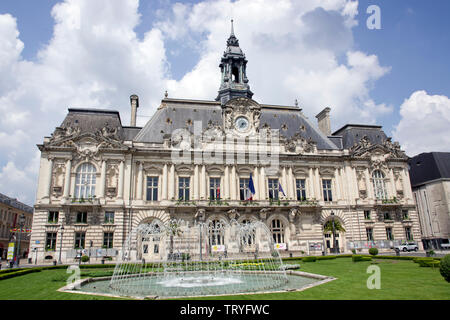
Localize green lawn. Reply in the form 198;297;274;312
0;258;448;300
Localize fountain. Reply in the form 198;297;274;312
73;219;329;299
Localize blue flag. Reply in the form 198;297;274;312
279;181;286;197
247;174;256;200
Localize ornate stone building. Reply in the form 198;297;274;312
30;24;421;263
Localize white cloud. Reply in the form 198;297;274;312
0;0;396;204
393;90;450;156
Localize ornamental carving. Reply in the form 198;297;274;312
350;135;407;159
222;97;261;133
283;132;316;154
227;208;240;220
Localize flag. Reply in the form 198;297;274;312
216;185;220;199
279;181;286;197
246;174;256;201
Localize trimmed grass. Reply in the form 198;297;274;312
0;258;448;300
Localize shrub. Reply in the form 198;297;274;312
369;248;379;256
302;256;317;262
439;254;450;282
351;249;356;254
0;269;41;281
81;255;90;263
352;255;372;262
316;255;336;260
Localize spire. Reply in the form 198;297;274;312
216;19;253;104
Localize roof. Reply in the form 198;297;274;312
134;98;339;150
0;193;33;214
332;124;387;149
408;152;450;187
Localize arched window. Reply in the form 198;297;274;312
271;219;284;244
74;163;96;199
241;219;255;246
372;170;388;200
208;219;224;246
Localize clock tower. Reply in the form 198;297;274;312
216;20;254;105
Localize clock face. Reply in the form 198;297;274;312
235;116;249;132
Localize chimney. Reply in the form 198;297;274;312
315;107;331;136
130;94;139;126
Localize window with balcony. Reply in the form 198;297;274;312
386;227;394;240
405;227;413;241
296;179;307;201
146;177;158;201
104;211;114;224
178;177;190;201
45;232;57;251
74;232;85;249
322;179;333;202
209;177;221;200
103;232;113;248
74;162;96;199
76;212;87;224
268;179;279;200
271;219;284;243
366;228;374;241
48;211;59;224
372;170;388;200
239;178;250;201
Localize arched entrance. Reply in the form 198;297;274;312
137;219;165;261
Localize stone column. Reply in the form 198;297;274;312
389;168;396;199
99;160;106;198
168;164;175;200
260;166;266;201
136;162;143;200
63;159;72;199
194;165;199;200
287;167;294;200
253;166;259;200
364;168;373;199
224;166;230;200
44;157;53;198
200;165;206;200
231;166;236;200
118;160;124;199
334;167;341;201
162;164;168;200
402;168;413;200
314;167;321;200
308;168;315;200
281;166;288;199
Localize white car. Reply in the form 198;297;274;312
394;242;418;252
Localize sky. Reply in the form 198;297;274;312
0;0;449;205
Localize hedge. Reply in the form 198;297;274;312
352;255;372;262
316;255;336;260
302;256;317;262
440;254;450;282
0;268;41;280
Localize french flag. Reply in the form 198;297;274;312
246;174;256;201
279;182;286;198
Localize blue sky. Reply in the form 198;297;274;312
0;0;449;205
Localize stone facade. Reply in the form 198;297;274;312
30;25;421;264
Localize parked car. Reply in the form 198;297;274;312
441;241;450;250
394;242;418;252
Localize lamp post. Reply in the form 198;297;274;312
58;224;64;264
14;214;26;267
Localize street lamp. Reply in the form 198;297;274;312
14;214;26;267
58;224;64;264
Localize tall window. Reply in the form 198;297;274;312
48;211;59;223
178;177;190;201
209;178;221;200
104;211;114;224
372;170;388;200
296;179;307;201
405;227;413;241
322;179;333;202
402;210;409;220
366;228;373;241
45;232;57;251
74;232;85;249
241;219;255;246
271;219;284;243
103;232;114;248
364;210;371;220
383;212;392;220
208;220;224;246
74;163;96;199
268;179;279;200
239;178;250;200
76;212;87;224
386;227;394;240
146;177;158;201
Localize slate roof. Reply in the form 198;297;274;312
0;193;33;213
408;152;450;187
332;124;388;149
134;98;339;150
